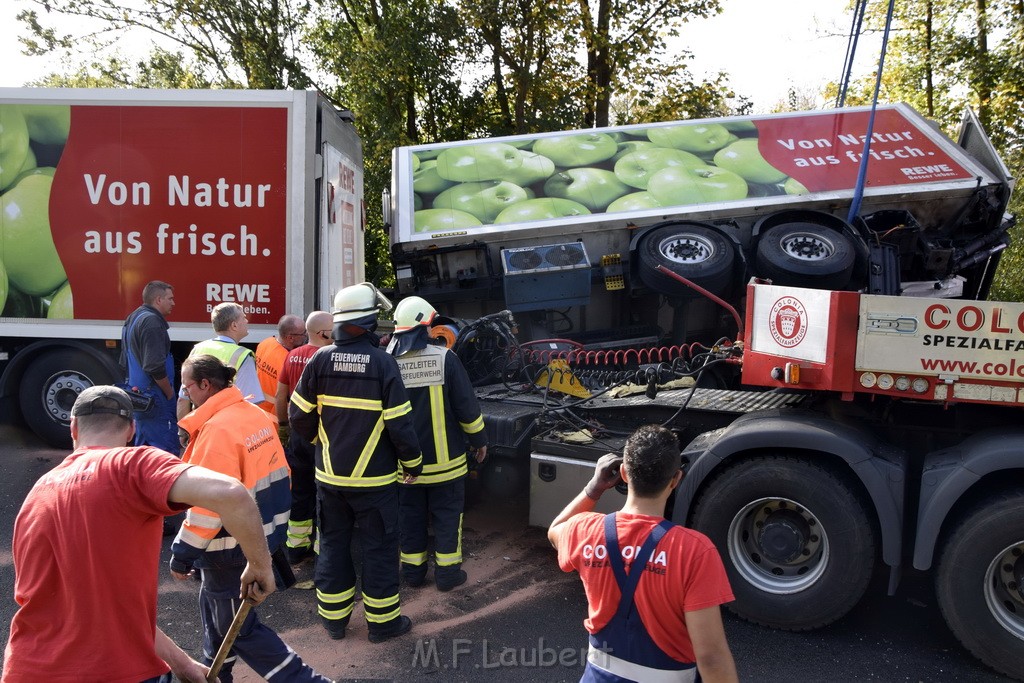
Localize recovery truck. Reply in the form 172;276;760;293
385;104;1024;679
0;88;365;446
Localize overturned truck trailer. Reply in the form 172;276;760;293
386;103;1012;347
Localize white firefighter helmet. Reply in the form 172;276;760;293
393;296;438;334
332;282;393;323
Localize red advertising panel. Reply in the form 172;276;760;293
754;108;973;191
0;103;288;324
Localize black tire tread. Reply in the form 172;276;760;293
691;453;876;631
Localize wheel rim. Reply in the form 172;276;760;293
727;496;829;594
658;233;716;265
779;231;837;262
984;540;1024;640
42;370;93;425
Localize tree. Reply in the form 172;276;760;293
572;0;721;127
18;0;313;89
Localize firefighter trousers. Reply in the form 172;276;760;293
399;478;465;587
285;432;317;553
315;484;404;635
198;562;330;683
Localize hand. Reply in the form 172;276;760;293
585;453;623;500
473;445;488;464
170;569;194;581
239;560;276;604
171;656;215;683
402;471;418;484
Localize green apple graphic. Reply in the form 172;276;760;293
495;198;590;224
0;106;30;191
432;180;529;223
614;148;706;189
647;123;732;153
411;154;421;172
712;139;786;184
543;168;629;211
723;120;758;135
647;165;748;206
17;145;37;175
414;208;483;233
435;143;524;182
47;281;73;319
0;258;7;314
413;159;456;195
532;133;617;167
414;194;423;210
783;177;809;195
14;165;56;187
501;151;555;187
612;140;656;162
607;192;663;213
0;174;68;296
19;105;71;145
414;148;442;161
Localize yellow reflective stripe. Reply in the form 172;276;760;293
317;586;356;603
362;593;399;609
400;454;423;470
460;415;485;434
429;385;448;464
227;345;248;369
318;423;334;477
401;551;428;566
411;465;468;486
382;402;412;420
436;514;464;566
318;604;354;619
351;417;385;478
365;607;401;623
420;454;466;475
290;392;315;413
315;469;399;488
319;395;383;411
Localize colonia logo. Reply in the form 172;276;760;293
769;296;808;348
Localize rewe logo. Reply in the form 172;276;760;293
768;296;808;348
901;164;953;177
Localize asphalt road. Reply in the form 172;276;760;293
0;414;1014;682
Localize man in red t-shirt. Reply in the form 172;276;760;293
276;310;334;563
3;386;276;683
548;424;738;683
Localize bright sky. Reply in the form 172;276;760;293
0;0;879;112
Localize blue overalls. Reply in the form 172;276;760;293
581;514;699;683
122;311;179;455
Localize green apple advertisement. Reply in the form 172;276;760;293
403;106;974;237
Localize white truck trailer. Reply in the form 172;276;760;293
0;88;365;446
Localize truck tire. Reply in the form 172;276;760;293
636;223;736;298
691;455;876;630
755;223;855;290
935;492;1024;681
19;349;117;448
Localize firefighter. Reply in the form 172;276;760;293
386;296;488;591
289;282;423;643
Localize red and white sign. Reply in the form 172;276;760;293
51;105;288;324
749;284;831;363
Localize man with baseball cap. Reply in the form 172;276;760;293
3;385;276;683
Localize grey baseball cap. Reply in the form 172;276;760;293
71;385;134;419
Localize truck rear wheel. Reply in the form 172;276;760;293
18;349;117;448
636;223;736;298
755;223;855;290
691;455;875;630
935;492;1024;681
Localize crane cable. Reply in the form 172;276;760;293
844;0;898;224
